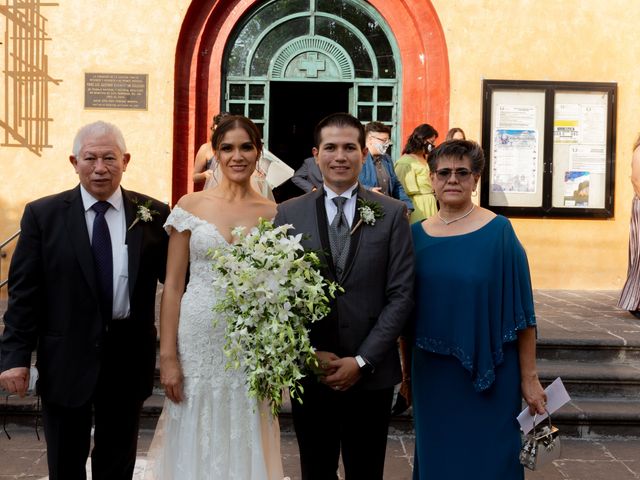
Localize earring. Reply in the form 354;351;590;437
472;189;478;197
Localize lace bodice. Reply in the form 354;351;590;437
165;205;230;280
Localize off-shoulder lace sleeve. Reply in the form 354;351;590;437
164;205;197;234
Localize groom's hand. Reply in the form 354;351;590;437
322;357;361;391
0;367;29;397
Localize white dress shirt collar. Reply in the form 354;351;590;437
80;185;124;213
323;183;359;227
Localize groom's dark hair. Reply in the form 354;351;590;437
314;112;366;149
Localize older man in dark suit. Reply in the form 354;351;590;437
275;113;414;480
0;121;169;480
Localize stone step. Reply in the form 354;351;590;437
537;359;640;397
4;393;637;439
537;337;640;363
551;397;640;438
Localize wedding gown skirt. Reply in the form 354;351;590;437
145;206;284;480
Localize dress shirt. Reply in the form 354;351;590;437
373;155;391;196
324;183;358;227
80;185;130;319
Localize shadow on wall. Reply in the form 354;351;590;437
0;0;61;156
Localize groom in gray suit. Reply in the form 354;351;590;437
275;113;414;480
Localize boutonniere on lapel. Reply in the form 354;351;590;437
350;198;384;235
128;198;159;231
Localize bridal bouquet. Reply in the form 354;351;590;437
210;219;340;417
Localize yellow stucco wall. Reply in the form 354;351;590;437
0;0;190;286
433;0;640;289
1;0;638;290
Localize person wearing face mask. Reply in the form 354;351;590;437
394;124;439;223
359;122;414;213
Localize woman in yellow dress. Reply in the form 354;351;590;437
394;124;439;223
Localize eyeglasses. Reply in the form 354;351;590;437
434;168;473;181
370;135;391;148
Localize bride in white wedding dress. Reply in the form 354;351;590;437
145;116;283;479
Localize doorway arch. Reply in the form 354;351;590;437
221;0;401;178
172;0;449;203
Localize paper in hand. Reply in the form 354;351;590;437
517;377;570;434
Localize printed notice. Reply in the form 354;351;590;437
85;73;148;110
580;104;606;145
496;104;536;130
554;103;581;144
569;145;606;174
491;129;538;194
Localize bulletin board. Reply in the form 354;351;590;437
480;80;616;218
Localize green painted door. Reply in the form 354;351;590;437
223;0;401;170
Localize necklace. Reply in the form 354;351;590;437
437;204;475;225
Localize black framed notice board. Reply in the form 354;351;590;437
480;80;617;218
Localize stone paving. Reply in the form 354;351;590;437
1;426;639;479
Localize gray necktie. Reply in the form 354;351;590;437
329;196;350;278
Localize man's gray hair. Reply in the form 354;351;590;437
72;121;127;157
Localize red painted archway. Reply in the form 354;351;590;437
171;0;449;204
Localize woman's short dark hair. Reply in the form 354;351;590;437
314;112;365;149
427;139;485;174
402;124;438;155
211;115;263;158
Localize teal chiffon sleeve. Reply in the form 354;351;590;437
411;216;536;391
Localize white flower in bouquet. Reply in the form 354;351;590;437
210;219;341;417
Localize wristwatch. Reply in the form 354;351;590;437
355;355;373;374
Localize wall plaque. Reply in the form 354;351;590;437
84;73;148;110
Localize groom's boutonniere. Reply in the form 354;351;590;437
128;199;159;231
350;198;384;235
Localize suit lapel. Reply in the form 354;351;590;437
123;189;142;298
315;189;337;281
65;186;99;299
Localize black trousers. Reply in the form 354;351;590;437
291;379;394;480
42;394;143;480
41;322;146;480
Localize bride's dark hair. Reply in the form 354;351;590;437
211;115;263;158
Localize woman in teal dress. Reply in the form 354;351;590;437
410;140;547;479
394;124;439;223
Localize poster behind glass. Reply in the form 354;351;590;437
552;91;608;209
488;90;545;208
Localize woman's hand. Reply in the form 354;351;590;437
160;356;184;404
521;373;547;415
314;351;340;376
399;377;412;408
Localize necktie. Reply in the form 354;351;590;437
91;201;113;320
329;196;350;278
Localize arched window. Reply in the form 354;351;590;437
222;0;401;157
